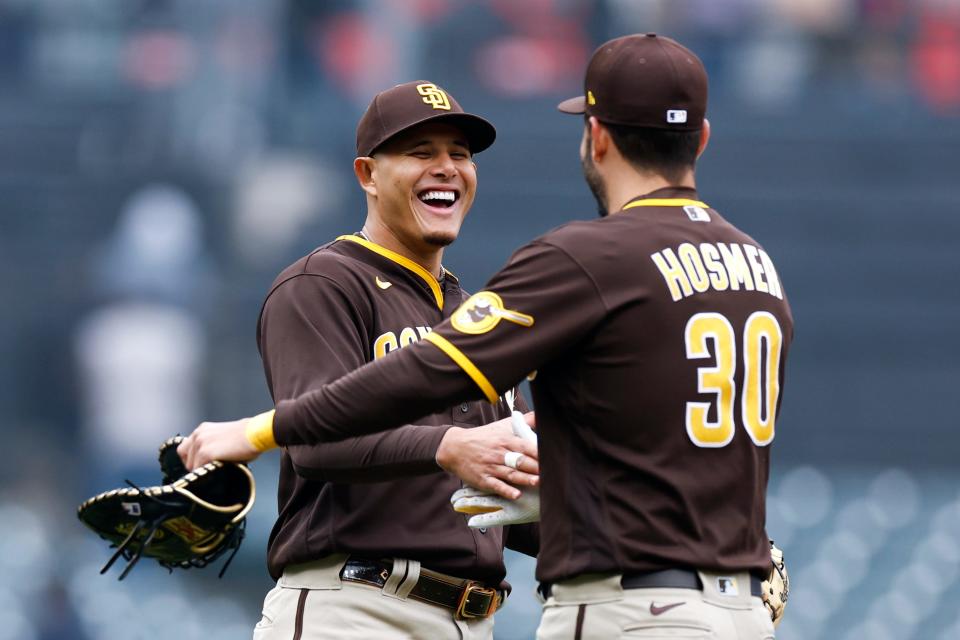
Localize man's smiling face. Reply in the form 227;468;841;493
367;122;477;254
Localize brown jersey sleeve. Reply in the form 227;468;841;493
272;241;604;446
261;272;453;480
423;240;607;397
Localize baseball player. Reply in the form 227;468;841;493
229;81;540;640
182;35;793;639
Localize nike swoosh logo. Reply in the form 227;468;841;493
375;276;392;290
649;601;686;616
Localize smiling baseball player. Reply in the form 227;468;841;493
209;81;540;640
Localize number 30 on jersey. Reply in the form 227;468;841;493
685;311;783;448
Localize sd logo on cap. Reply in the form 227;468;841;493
356;81;496;157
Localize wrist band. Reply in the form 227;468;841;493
245;410;278;452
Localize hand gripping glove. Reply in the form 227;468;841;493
158;434;189;485
762;541;789;626
451;410;540;527
77;436;255;580
451;485;540;527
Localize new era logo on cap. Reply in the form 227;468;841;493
667;110;688;124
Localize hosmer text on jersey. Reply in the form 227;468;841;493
650;242;783;302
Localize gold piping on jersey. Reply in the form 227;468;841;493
622;198;709;210
338;235;443;310
422;332;499;403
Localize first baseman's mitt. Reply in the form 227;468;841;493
762;541;789;626
77;436;255;580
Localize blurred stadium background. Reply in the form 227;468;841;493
2;1;959;638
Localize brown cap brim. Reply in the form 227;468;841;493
365;112;496;157
557;96;587;115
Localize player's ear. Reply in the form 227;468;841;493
697;119;711;159
588;116;608;161
354;157;378;197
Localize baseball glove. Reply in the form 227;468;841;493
762;541;789;626
77;436;255;580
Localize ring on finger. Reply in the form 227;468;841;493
504;450;524;470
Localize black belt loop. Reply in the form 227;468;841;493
538;569;763;600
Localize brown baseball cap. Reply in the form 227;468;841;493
558;33;707;131
356;81;496;157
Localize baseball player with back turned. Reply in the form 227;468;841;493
182;34;793;640
234;81;540;640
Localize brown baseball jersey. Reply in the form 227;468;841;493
259;233;535;584
273;187;793;584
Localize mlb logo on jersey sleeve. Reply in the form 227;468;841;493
683;205;710;222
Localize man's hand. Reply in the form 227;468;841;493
451;485;540;527
178;418;261;470
435;412;538;500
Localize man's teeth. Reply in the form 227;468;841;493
420;190;456;203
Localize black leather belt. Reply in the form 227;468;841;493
538;569;763;600
340;558;504;620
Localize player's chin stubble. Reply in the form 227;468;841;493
424;232;456;247
581;140;608;218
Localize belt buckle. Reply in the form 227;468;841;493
455;582;498;620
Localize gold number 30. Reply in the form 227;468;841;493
684;312;783;448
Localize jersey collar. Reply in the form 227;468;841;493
621;186;707;211
337;234;445;310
